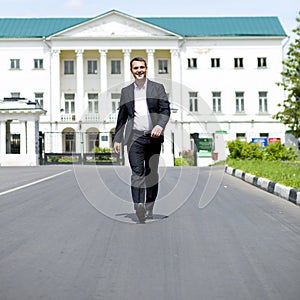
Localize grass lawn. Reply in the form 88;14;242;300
226;159;300;190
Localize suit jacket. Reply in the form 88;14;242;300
114;79;170;145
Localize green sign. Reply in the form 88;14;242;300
215;130;227;134
198;138;213;151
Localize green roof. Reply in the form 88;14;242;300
0;12;286;38
0;18;90;38
140;16;286;37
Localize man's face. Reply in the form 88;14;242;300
131;61;147;80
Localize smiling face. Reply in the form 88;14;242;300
130;60;147;81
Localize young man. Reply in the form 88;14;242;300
114;57;170;223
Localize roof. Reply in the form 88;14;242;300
0;18;90;38
139;16;286;37
0;11;286;38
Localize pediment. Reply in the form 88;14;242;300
52;11;178;38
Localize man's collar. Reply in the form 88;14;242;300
134;78;147;89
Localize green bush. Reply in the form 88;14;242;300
174;158;189;166
182;150;194;166
174;150;195;166
93;146;112;153
241;142;264;160
264;142;297;161
227;139;244;159
227;140;297;161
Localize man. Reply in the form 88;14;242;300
114;57;170;223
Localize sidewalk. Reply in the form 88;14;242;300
225;166;300;206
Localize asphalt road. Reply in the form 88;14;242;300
0;165;299;300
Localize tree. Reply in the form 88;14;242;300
274;12;300;138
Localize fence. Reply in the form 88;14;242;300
40;131;124;165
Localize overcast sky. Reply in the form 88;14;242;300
0;0;298;38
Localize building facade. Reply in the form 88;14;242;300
0;10;288;165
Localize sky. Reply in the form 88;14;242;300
0;0;298;40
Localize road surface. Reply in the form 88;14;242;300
0;165;299;300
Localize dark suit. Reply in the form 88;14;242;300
114;80;170;205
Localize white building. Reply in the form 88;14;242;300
0;10;288;166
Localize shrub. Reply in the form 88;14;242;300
182;150;194;166
174;150;195;166
174;158;189;166
264;142;297;161
93;146;112;153
241;142;264;160
227;139;242;159
227;140;297;161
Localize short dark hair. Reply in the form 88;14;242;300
130;57;147;69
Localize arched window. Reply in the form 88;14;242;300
86;128;99;152
62;128;76;153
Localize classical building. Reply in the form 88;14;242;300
0;10;288;165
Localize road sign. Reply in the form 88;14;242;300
251;137;268;147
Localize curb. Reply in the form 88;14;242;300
225;166;300;206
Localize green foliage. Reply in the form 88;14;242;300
227;140;297;161
273;11;300;138
264;142;297;161
175;150;194;166
174;158;190;166
227;140;264;160
93;146;112;153
227;139;245;159
227;159;300;190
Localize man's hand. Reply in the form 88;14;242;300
151;125;163;138
114;142;121;154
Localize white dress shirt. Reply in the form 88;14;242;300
133;80;153;131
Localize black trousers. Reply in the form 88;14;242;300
128;133;162;204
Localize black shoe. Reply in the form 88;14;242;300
135;203;146;223
145;202;154;219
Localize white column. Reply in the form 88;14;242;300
146;49;155;79
99;50;108;92
122;49;132;83
76;49;84;120
0;121;6;157
20;120;27;154
170;49;181;110
170;49;180;84
26;120;37;165
50;50;61;122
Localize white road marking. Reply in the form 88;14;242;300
0;169;71;196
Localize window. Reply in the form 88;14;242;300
34;59;43;69
259;91;268;113
11;92;20;98
260;133;269;138
111;93;120;113
87;132;99;152
10;134;21;154
211;58;220;68
64;132;75;153
87;60;98;74
234;58;243;68
64;60;74;74
10;59;20;69
257;57;267;68
111;60;121;74
212;92;222;113
158;59;168;74
88;93;99;113
64;93;75;114
189;92;198;112
35;92;44;108
188;58;197;68
236;133;246;141
235;92;245;113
